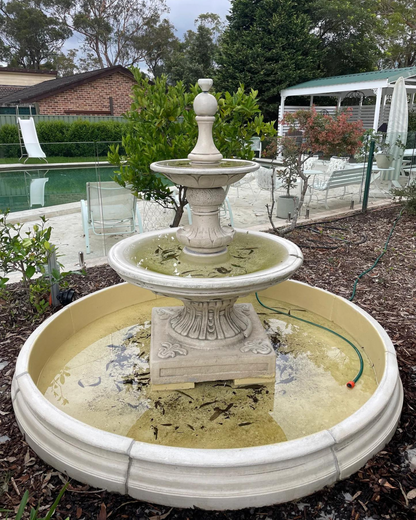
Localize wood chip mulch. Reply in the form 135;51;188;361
0;203;415;519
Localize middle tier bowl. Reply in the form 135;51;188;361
108;228;303;301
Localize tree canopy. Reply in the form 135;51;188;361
44;0;169;68
0;0;70;69
215;0;321;120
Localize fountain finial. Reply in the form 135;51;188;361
188;79;223;164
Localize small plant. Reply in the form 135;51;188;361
0;212;80;315
108;71;276;227
0;483;69;519
392;181;416;215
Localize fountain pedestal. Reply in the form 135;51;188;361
150;303;275;388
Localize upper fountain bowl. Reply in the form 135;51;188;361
150;158;259;189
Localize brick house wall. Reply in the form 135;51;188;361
37;72;135;116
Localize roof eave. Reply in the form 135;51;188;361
281;78;388;98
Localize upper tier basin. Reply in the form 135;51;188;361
150;158;259;188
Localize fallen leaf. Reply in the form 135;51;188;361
76;506;82;518
97;503;107;520
407;488;416;500
149;508;173;520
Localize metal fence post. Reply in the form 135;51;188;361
362;140;375;213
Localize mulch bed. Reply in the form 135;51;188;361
0;203;415;519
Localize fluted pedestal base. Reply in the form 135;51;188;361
150;304;276;388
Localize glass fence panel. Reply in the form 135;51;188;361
365;131;416;207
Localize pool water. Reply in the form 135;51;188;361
0;167;117;213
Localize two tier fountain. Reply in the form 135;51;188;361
108;78;302;389
12;79;402;510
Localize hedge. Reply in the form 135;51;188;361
0;119;127;158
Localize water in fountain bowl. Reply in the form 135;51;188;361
37;294;378;450
127;231;288;278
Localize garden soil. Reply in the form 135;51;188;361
0;204;415;519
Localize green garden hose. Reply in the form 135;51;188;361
256;207;404;388
255;292;364;388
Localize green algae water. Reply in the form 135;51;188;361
128;232;288;277
37;294;378;449
155;159;249;169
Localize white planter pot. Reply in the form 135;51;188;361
276;195;299;219
375;153;393;169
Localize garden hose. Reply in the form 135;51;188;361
255;292;364;388
256;207;404;388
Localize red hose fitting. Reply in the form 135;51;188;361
346;381;355;389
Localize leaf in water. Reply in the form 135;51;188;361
215;267;231;274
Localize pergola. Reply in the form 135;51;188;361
279;67;416;136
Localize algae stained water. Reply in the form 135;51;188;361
37;295;378;449
127;231;288;278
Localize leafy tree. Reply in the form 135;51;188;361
164;13;223;87
108;70;276;226
46;0;169;68
137;18;179;78
379;0;416;67
215;0;321;121
308;0;382;76
0;0;71;69
48;49;79;77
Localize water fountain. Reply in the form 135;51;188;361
12;80;403;509
108;78;302;389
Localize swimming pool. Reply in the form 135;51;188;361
0;164;120;214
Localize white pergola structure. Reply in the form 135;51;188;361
279;67;416;136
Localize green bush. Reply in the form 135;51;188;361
0;119;127;159
0;124;20;158
408;110;416;132
392;182;416;215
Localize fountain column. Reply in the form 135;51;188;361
146;79;277;389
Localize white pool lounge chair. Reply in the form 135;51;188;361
18;117;47;163
81;181;143;254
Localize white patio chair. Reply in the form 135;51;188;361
256;166;285;199
250;137;262;158
18;117;47;163
30;177;48;207
81;181;143;254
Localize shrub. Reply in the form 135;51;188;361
0;212;82;315
0;124;20;158
0;119;127;159
108;71;276;226
392;182;416;215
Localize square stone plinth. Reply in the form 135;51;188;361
150;304;276;388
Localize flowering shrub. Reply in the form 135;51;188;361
283;106;365;158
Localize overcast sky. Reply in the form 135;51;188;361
166;0;231;36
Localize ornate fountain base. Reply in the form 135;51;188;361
150;303;276;389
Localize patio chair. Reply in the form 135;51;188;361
250;137;262;158
81;181;143;254
256;166;285;198
18;117;47;163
